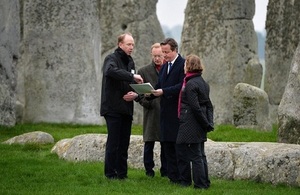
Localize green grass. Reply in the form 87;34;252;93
0;123;299;195
0;123;142;142
208;124;278;142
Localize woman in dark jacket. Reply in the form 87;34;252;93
176;54;214;189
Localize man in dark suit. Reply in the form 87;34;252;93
151;38;185;184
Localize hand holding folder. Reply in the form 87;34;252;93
129;83;154;94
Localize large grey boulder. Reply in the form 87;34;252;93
51;134;300;186
3;131;54;145
265;0;300;105
205;141;235;179
180;0;262;124
233;83;272;131
50;134;151;169
51;134;106;162
0;0;20;126
17;0;102;124
227;142;300;186
278;42;300;144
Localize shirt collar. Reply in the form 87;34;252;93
169;54;179;64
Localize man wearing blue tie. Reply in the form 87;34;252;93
151;38;185;184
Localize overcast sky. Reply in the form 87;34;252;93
157;0;268;33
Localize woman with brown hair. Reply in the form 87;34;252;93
176;54;214;189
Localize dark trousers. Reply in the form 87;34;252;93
104;114;132;179
143;141;168;176
162;141;179;182
176;142;210;188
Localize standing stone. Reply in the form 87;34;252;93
264;0;300;105
180;0;262;124
278;42;300;144
233;83;272;131
100;0;164;67
0;0;20;126
99;0;165;124
18;0;101;124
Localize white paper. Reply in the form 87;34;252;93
129;82;154;94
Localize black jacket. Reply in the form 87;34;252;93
100;47;136;116
176;74;214;143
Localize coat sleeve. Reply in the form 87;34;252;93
104;55;134;82
137;96;153;109
206;98;214;131
186;85;210;128
186;81;214;132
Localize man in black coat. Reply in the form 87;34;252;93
100;32;143;180
151;38;185;184
137;43;167;178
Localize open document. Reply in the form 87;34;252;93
129;82;154;94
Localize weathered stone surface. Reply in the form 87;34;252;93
99;0;164;68
265;0;300;105
17;0;102;124
3;131;54;145
50;134;156;169
233;83;272;131
180;0;262;124
51;134;106;161
13;0;164;125
0;0;20;126
269;104;278;126
51;134;300;186
230;142;300;186
258;143;300;186
15;100;23;124
278;43;300;144
205;141;235;179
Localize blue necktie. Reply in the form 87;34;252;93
167;62;172;74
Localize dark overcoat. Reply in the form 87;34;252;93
156;54;185;142
100;47;136;116
137;62;160;142
176;74;214;143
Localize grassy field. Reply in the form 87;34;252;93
0;123;299;195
